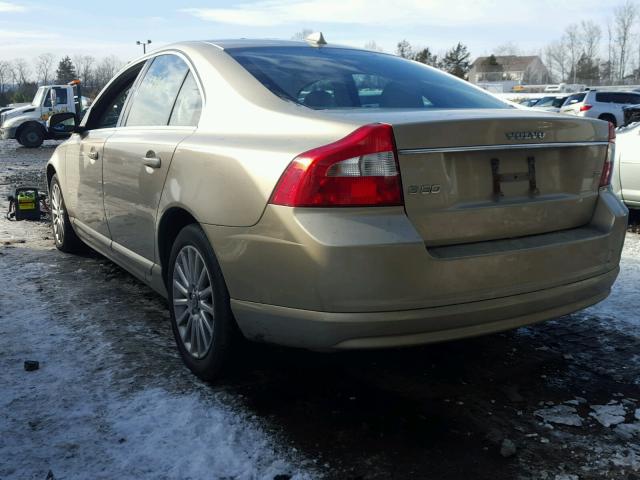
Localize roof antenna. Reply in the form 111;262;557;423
305;32;327;47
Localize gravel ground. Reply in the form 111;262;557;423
0;139;639;480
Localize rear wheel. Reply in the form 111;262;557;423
167;224;237;381
598;114;617;127
49;174;84;253
18;125;44;148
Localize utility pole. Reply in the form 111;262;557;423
136;40;152;54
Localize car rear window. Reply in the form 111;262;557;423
564;93;586;105
226;46;509;110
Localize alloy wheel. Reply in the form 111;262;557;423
172;245;215;359
50;183;65;245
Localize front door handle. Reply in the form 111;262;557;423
142;151;161;169
87;149;99;160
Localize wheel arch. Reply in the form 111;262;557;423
157;206;200;283
598;113;617;126
15;120;46;139
46;164;57;190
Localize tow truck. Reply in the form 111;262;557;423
0;80;86;148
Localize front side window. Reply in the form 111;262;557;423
169;72;202;126
227;47;509;110
86;62;144;130
126;55;190;126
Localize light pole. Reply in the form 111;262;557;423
136;40;152;54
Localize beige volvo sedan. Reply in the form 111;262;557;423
46;38;628;380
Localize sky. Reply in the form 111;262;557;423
0;0;615;64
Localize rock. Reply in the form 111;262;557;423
24;360;39;371
500;438;517;458
554;475;578;480
635;408;640;421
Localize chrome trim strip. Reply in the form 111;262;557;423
399;142;609;155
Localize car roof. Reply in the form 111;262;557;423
201;38;360;51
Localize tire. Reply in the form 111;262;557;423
49;174;84;253
167;224;237;381
18;125;44;148
599;114;617;128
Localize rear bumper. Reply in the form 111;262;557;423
203;189;627;349
231;267;618;350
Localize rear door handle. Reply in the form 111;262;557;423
142;151;161;169
87;149;99;161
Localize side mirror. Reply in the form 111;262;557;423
47;112;83;136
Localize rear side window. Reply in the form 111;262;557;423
169;72;202;126
227;47;508;110
596;92;615;103
126;55;190;126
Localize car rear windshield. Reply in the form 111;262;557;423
536;96;567;107
226;46;509;110
564;93;586;105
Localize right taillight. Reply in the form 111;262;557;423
580;104;593;112
599;122;616;188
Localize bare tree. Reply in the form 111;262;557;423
396;40;413;58
581;20;602;64
34;53;55;85
605;21;617;84
93;55;124;90
73;55;95;86
0;60;10;94
613;0;637;82
11;58;31;86
546;40;569;82
291;29;314;41
564;24;582;84
363;41;383;52
494;42;521;56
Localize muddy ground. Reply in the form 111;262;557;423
1;139;639;480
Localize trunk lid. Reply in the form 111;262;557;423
322;109;610;246
387;109;609;246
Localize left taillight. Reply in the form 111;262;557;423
269;124;403;207
599;122;616;188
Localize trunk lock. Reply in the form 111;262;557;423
491;156;539;200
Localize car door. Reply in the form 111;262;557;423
102;54;203;279
619;128;640;206
64;63;145;243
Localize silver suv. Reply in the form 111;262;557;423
560;90;640;127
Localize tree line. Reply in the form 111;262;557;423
0;54;124;106
544;0;640;85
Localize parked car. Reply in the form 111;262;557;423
45;38;627;380
560;90;640;127
520;98;542;107
532;95;569;112
612;123;640;209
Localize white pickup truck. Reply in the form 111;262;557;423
0;82;86;148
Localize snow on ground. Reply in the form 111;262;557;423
0;246;314;479
585;232;640;335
